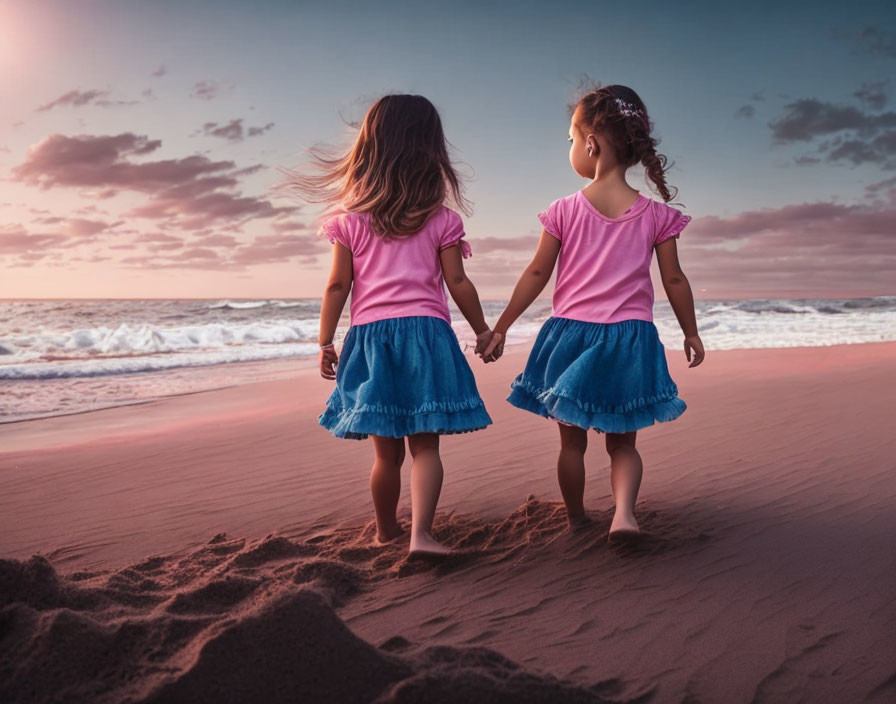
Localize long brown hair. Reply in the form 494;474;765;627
278;94;470;237
572;82;680;203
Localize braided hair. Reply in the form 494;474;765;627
571;83;679;203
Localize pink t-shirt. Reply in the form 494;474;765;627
538;190;691;323
319;206;471;326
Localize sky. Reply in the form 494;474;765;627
1;0;895;300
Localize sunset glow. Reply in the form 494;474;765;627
1;1;894;300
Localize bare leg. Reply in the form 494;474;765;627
606;431;642;536
558;423;589;528
370;435;406;543
407;433;450;556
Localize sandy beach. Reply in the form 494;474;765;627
2;341;895;702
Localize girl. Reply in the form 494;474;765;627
481;84;705;542
284;94;493;557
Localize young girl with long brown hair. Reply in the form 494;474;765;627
283;94;492;557
481;84;705;542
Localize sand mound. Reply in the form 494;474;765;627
1;500;630;704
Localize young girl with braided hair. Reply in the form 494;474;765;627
480;84;705;541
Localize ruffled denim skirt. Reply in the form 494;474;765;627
319;315;492;440
507;317;686;434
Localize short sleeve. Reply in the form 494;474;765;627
439;209;472;259
318;215;351;251
654;203;692;246
537;198;564;241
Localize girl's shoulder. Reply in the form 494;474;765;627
648;199;692;246
537;191;582;241
317;209;368;251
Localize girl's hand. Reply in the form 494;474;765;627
474;328;493;357
480;331;505;363
319;343;339;380
684;334;705;368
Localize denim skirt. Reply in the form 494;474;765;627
507;316;686;434
319;315;492;440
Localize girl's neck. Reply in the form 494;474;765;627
582;173;638;200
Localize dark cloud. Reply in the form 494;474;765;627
198;119;244;142
247;122;275;137
36;89;140;112
830;26;896;59
865;175;896;196
853;80;889;110
750;91;765;102
196;119;275;142
190;80;227;100
768;99;896;143
825;137;885;166
768;94;896;168
734;105;755;119
152;65;167;78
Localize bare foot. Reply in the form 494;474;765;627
608;513;640;543
567;512;592;532
408;531;451;557
375;523;405;545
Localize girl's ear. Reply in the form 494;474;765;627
586;134;598;158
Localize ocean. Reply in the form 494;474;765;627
1;296;895;423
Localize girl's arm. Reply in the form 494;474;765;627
655;238;705;367
482;231;561;360
439;244;490;349
318;242;353;379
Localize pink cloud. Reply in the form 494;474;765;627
127;191;292;229
35;89;141;112
472;235;539;254
12;132;296;232
36;89;109;112
190;80;228;101
192;234;239;247
270;219;309;233
0;225;67;267
231;233;328;266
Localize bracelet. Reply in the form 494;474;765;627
319;342;335;350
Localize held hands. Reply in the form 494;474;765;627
319;343;338;380
478;330;505;364
474;329;493;357
684;334;705;368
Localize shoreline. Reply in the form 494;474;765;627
1;338;893;429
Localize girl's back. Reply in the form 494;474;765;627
322;206;470;326
540;191;690;324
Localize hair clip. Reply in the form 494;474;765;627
613;97;643;118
